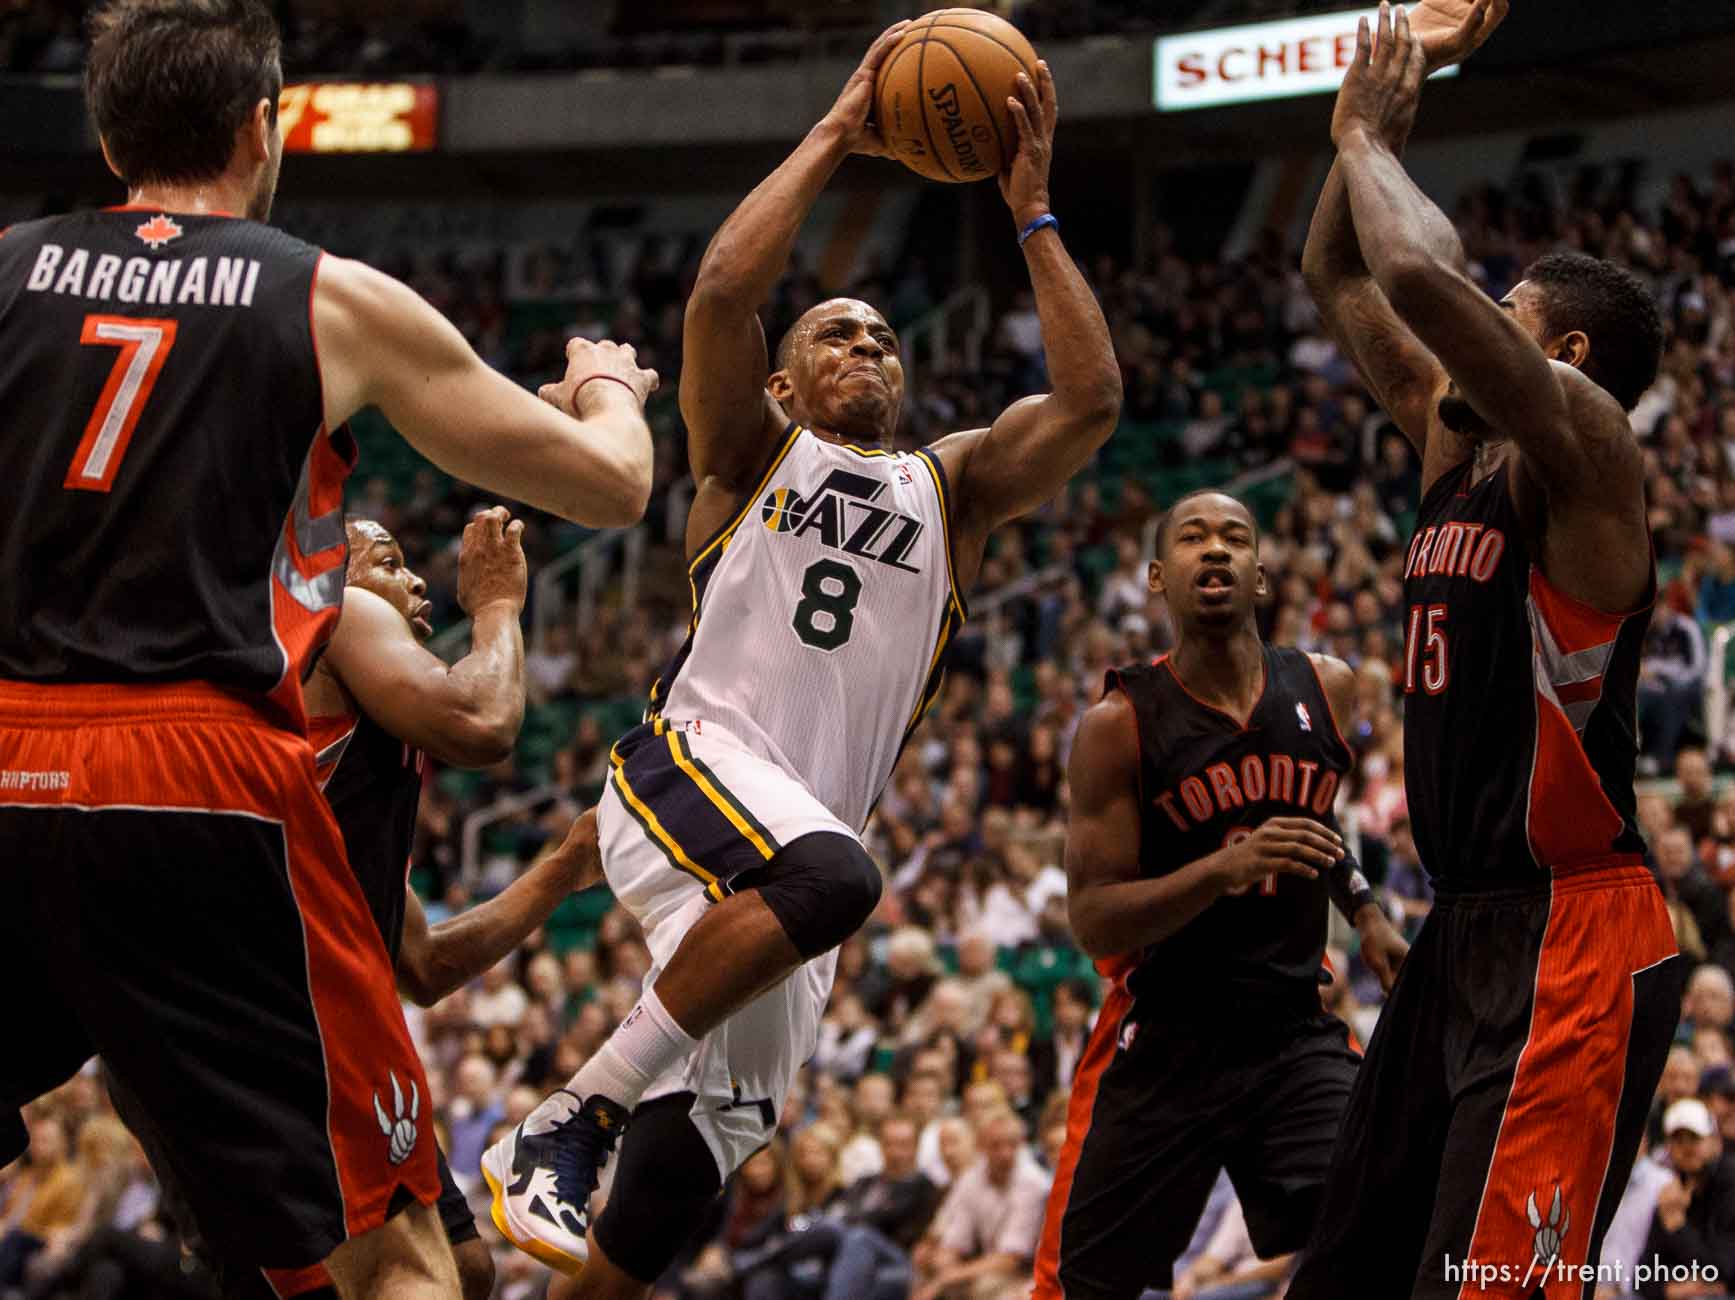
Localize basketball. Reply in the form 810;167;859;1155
874;9;1040;184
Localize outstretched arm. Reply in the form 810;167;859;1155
1303;160;1447;456
326;509;527;768
937;63;1121;551
314;258;656;527
397;811;602;1006
1065;692;1336;960
680;21;910;491
1302;0;1504;475
1330;6;1587;485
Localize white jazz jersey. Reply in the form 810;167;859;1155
651;424;965;833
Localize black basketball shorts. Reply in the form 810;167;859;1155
1032;978;1360;1300
1287;864;1678;1300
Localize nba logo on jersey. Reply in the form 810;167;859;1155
1296;702;1313;732
1118;1018;1139;1051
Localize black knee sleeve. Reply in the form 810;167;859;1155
592;1094;722;1284
736;831;883;959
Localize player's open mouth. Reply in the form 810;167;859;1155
412;601;434;637
1196;568;1235;601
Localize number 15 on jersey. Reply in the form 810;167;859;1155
1404;604;1449;695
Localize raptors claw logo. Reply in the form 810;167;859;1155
373;1071;420;1165
1527;1185;1569;1269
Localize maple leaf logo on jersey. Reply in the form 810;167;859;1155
134;214;183;249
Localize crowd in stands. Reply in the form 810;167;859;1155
7;113;1735;1299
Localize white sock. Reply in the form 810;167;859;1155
563;986;697;1111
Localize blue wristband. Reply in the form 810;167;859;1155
1018;213;1058;246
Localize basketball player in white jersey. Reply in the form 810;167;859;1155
483;24;1121;1293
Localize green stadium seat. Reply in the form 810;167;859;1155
437;767;487;802
1242;474;1294;529
1009;942;1100;1039
544;887;616;957
1200;362;1280;397
1076;543;1118;597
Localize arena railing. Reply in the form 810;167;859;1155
530;527;648;657
426;525;648;664
901;286;992;386
1138;455;1296;564
460;782;568;893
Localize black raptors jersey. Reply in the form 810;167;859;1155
1402;460;1651;888
1110;646;1352;1013
0;209;351;724
310;709;425;960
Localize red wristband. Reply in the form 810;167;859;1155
572;373;639;403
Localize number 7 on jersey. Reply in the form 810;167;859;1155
64;314;179;493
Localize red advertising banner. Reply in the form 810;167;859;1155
279;83;438;154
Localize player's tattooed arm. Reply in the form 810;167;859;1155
398;810;602;1006
1302;162;1446;459
1332;6;1631;507
1302;0;1504;466
312;256;655;527
681;20;910;491
935;63;1120;570
1064;693;1336;959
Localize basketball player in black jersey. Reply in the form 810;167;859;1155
280;507;597;1298
113;507;602;1300
1289;6;1676;1298
311;511;600;1032
1031;489;1409;1300
0;3;655;1296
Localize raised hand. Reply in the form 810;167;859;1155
1331;3;1427;153
999;60;1058;230
457;505;527;616
548;807;603;893
541;338;658;418
819;20;913;158
1408;0;1509;74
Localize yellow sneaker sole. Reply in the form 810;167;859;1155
480;1155;588;1277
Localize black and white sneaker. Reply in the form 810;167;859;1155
480;1090;630;1276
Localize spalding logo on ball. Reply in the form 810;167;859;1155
874;9;1040;184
